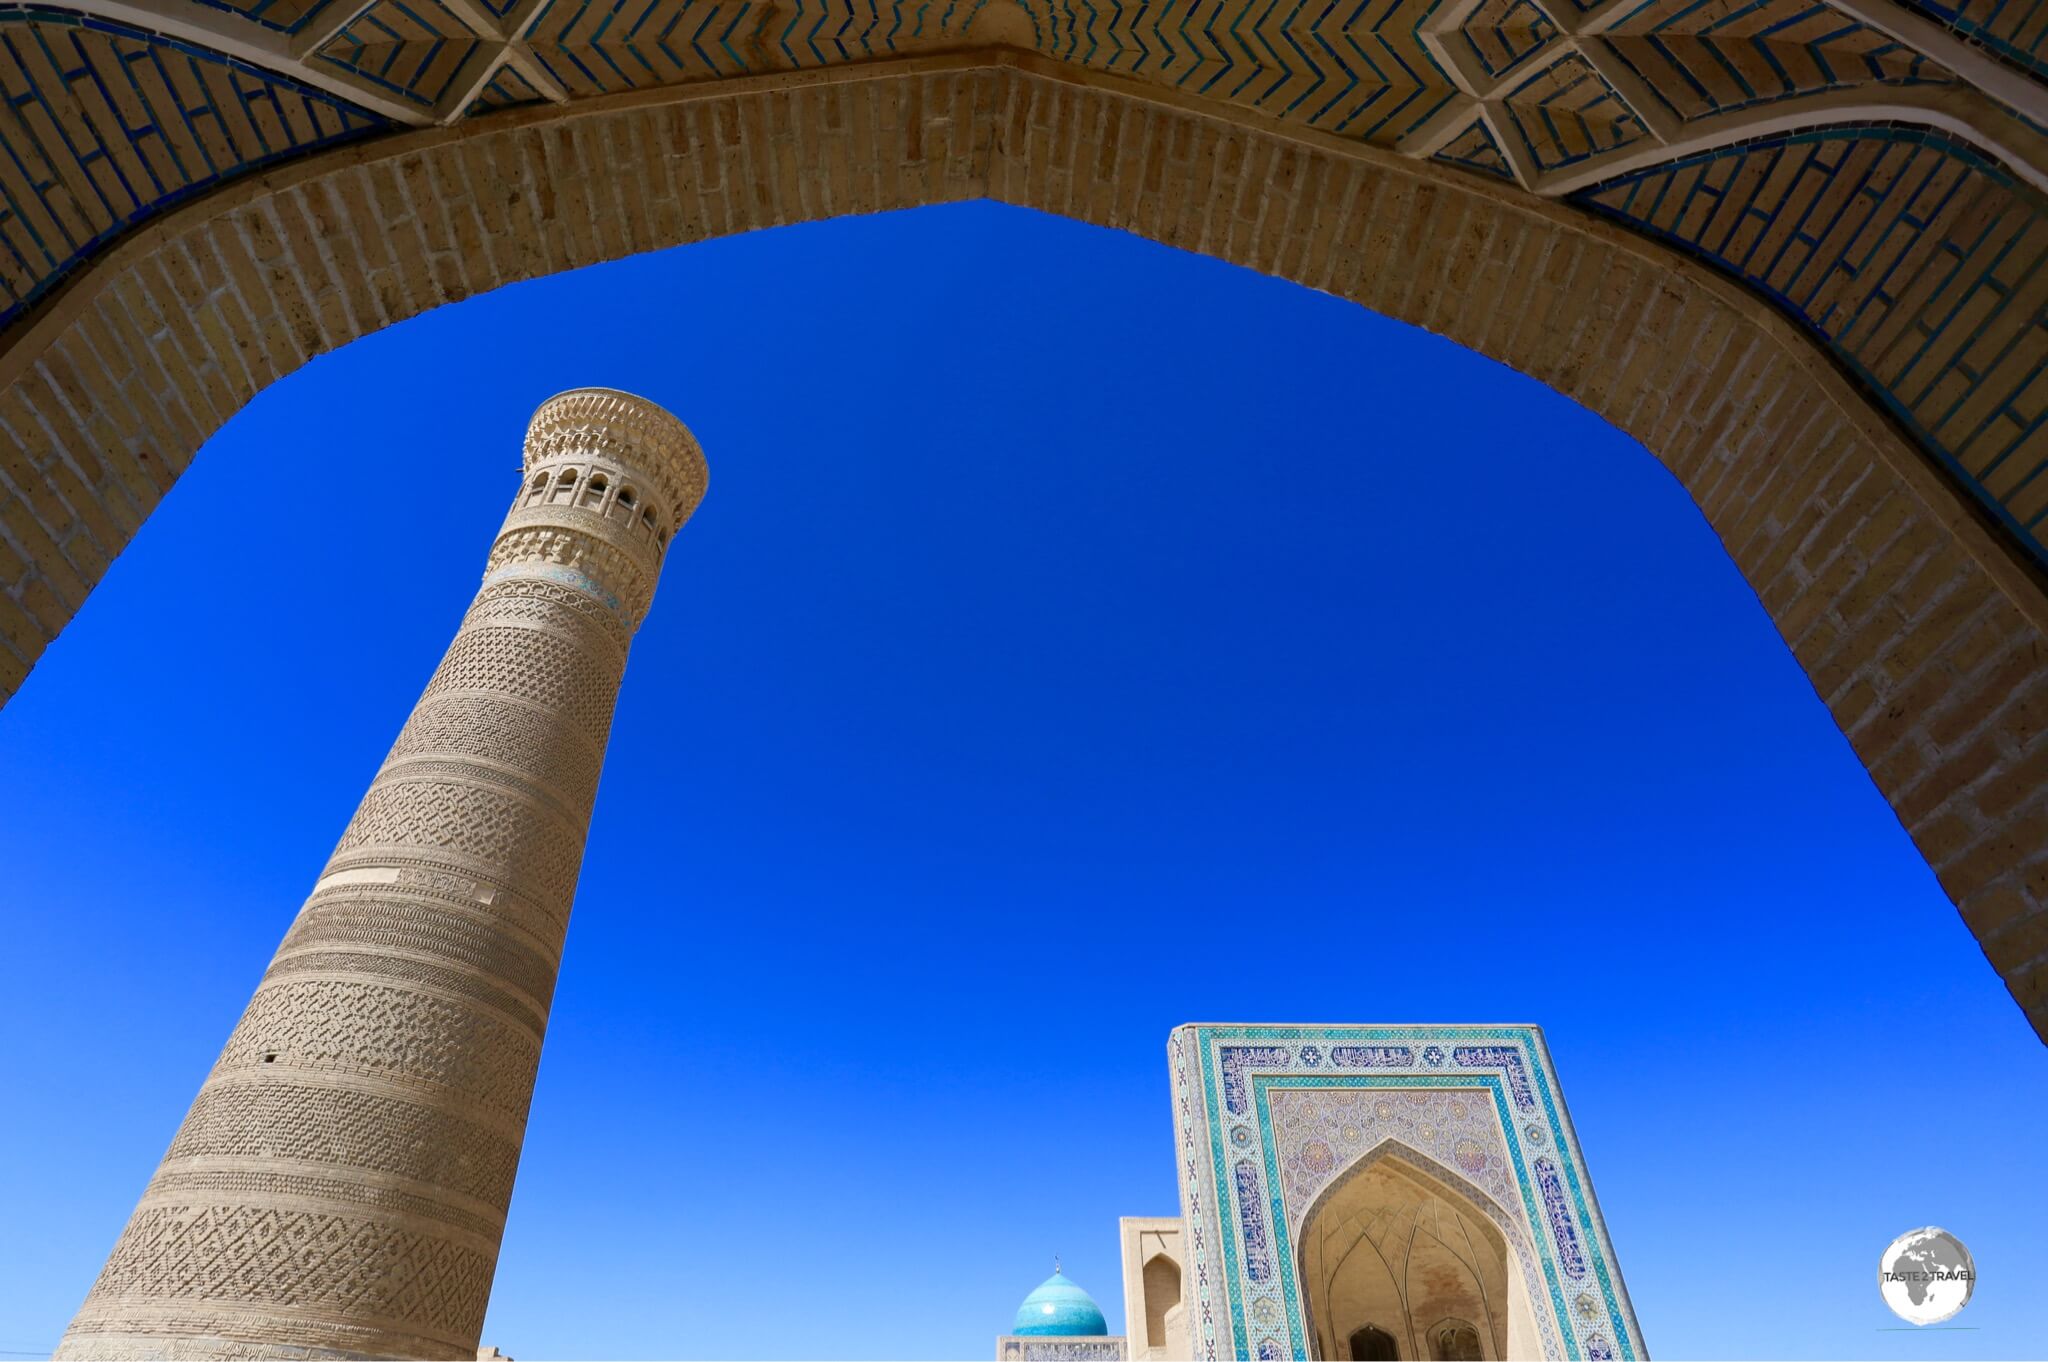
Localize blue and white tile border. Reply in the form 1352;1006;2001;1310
1170;1024;1648;1361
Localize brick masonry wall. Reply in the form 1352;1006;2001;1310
0;52;2041;1038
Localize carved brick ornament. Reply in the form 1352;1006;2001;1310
55;389;707;1361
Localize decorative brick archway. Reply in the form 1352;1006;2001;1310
0;51;2043;1040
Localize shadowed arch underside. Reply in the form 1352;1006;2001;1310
0;50;2043;1052
1296;1142;1534;1360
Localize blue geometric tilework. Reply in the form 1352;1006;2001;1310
0;5;385;330
525;0;757;90
1434;116;1516;179
1601;0;1956;122
464;59;543;115
1170;1024;1648;1362
189;0;340;35
524;0;1466;147
523;0;1003;93
312;0;482;108
1900;0;2048;82
1004;0;1465;146
1502;50;1651;170
1575;126;2048;568
1462;0;1560;79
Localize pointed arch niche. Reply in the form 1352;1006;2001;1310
1168;1026;1644;1361
1296;1143;1545;1361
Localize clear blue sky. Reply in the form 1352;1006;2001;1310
1;202;2043;1360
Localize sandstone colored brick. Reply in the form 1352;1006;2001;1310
0;59;2038;1055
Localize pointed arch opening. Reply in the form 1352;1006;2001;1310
1142;1251;1182;1348
1295;1143;1543;1361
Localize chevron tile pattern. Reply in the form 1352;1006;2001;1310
313;0;484;107
523;0;995;92
1602;0;1955;120
1461;0;1559;77
465;58;543;112
190;0;339;34
1577;125;2048;562
1501;50;1650;168
0;0;2039;580
521;0;1470;147
1434;116;1516;174
0;5;383;328
525;0;749;89
1009;0;1463;144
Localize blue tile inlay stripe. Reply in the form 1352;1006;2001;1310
1005;0;1464;144
1576;124;2048;566
0;4;386;332
1505;51;1649;170
188;0;339;37
1460;0;1557;79
1600;0;1954;122
1435;116;1516;178
1898;0;2048;83
312;0;481;108
464;59;542;115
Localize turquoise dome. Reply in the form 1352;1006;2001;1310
1012;1266;1109;1336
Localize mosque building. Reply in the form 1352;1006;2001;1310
997;1025;1646;1362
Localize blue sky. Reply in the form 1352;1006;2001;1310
1;201;2043;1359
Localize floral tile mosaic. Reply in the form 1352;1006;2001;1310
1169;1024;1647;1362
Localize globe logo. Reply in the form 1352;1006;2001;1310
1879;1227;1976;1325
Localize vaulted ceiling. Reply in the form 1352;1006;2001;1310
0;0;2044;563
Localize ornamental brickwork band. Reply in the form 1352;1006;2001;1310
55;390;708;1361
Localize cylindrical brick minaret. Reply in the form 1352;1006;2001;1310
57;389;708;1360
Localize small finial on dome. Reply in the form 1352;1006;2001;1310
1011;1259;1107;1337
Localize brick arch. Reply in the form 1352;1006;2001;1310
1;51;2043;1038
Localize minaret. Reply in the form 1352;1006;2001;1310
57;389;708;1360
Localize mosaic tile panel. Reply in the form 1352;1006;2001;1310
1170;1025;1646;1362
1435;116;1516;178
313;0;483;108
1901;0;2048;82
1576;125;2048;567
1601;0;1955;121
1502;50;1651;170
0;5;384;329
1462;0;1559;78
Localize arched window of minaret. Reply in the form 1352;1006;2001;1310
584;473;608;507
1428;1320;1482;1361
1348;1325;1396;1360
619;486;637;508
640;507;657;535
552;468;579;502
526;472;548;504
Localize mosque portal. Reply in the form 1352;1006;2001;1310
995;1028;1641;1360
